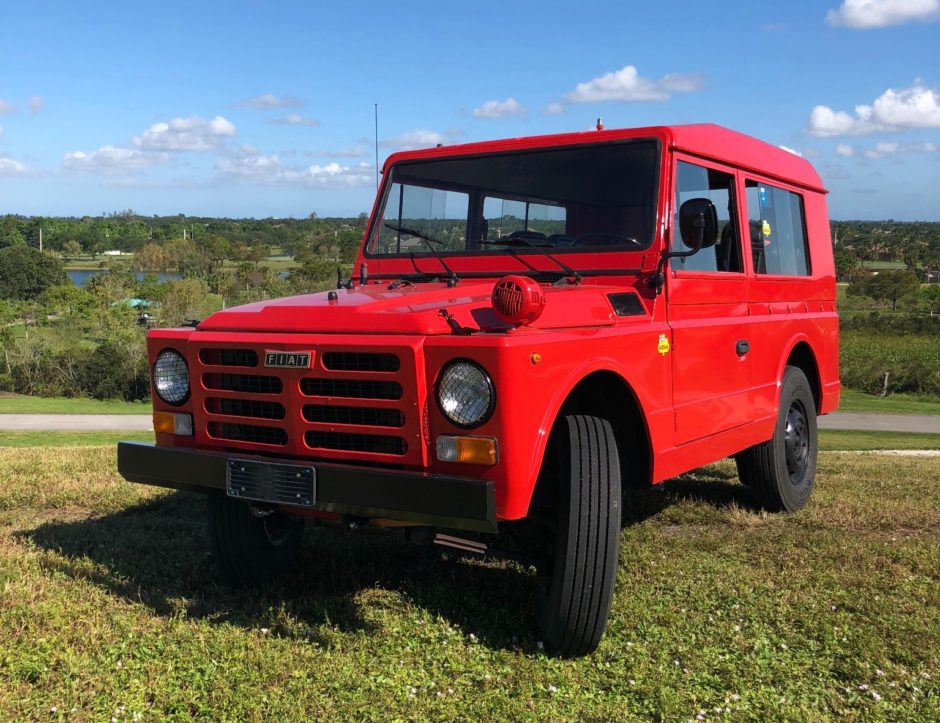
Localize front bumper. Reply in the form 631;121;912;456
117;442;497;534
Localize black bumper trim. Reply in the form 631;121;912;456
117;442;497;534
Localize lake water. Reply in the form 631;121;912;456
67;270;182;287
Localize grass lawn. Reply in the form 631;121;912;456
0;393;152;415
838;389;940;416
819;430;940;450
0;431;153;447
0;445;937;720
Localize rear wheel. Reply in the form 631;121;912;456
536;415;621;657
736;366;817;512
207;494;304;586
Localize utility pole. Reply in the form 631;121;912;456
39;227;43;253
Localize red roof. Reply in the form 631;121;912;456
384;123;826;194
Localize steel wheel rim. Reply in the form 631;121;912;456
784;401;810;485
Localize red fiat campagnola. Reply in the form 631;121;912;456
118;123;839;656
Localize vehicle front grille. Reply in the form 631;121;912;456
306;431;406;455
199;349;258;367
300;378;402;400
322;352;400;372
193;342;422;465
208;422;288;446
206;398;285;420
204;374;283;395
303;405;403;427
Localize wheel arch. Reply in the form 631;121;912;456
522;365;653;519
781;338;822;413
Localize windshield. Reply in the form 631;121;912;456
367;139;659;257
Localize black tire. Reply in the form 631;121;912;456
207;494;304;586
537;415;621;657
736;366;817;512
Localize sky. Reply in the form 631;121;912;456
1;0;938;221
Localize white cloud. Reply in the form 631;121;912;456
826;0;940;28
216;152;283;178
778;144;803;156
0;100;15;114
0;125;3;138
544;102;564;115
863;140;937;157
134;115;236;151
235;93;304;109
473;98;526;119
562;65;703;103
305;147;368;158
381;128;461;150
268;113;320;127
864;141;900;158
216;147;372;188
836;143;855;156
871;83;940;127
807;82;940;135
63;145;168;174
0;157;34;176
28;96;44;113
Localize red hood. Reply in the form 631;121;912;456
196;281;631;334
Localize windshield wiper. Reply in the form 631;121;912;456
384;222;447;247
481;236;583;284
383;222;459;285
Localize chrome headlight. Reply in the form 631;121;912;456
153;349;190;405
437;360;495;428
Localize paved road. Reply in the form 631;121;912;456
0;414;153;431
817;412;940;434
0;412;938;434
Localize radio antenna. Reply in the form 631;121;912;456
374;103;379;190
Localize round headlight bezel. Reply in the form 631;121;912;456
153;349;191;406
435;359;496;429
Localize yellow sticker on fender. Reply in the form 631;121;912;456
658;333;670;355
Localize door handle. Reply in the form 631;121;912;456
736;340;750;356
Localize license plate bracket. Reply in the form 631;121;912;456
226;459;316;507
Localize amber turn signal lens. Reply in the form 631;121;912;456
435;435;498;465
153;411;193;436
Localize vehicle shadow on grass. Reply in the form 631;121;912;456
23;466;753;653
21;491;539;651
622;463;757;524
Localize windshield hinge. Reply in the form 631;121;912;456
438;308;475;336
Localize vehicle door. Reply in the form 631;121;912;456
739;176;815;421
666;157;752;445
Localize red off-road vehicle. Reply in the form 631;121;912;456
118;123;839;656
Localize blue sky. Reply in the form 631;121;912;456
1;0;938;220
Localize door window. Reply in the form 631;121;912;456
744;181;810;276
671;161;742;273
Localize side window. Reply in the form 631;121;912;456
745;181;810;276
671;161;742;273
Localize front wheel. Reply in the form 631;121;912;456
207;494;304;586
736;366;818;512
537;415;621;657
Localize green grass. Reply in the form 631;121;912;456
0;393;152;415
0;446;937;720
819;429;940;451
1;428;933;452
838;389;940;416
0;431;153;447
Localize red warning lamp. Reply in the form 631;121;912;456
491;275;546;326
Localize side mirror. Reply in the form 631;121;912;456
678;198;718;251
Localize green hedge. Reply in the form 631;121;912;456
840;330;940;396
